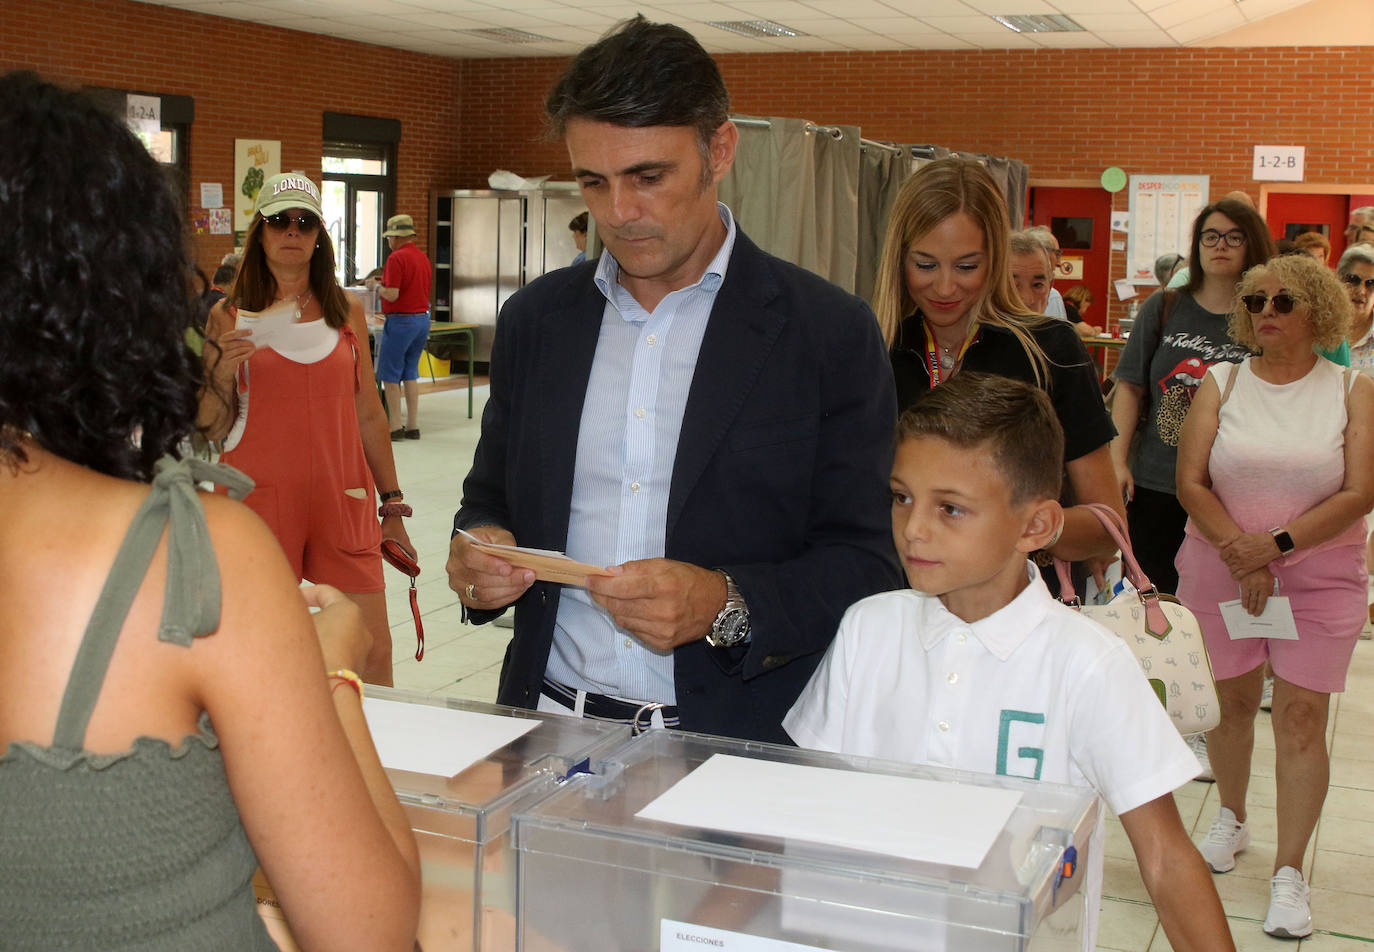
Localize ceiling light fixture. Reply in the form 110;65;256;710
461;27;553;43
992;13;1085;33
707;20;807;38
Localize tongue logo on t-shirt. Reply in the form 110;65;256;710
1155;356;1216;447
1158;356;1211;395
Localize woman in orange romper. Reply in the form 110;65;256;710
201;172;413;684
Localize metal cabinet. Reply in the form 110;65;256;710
429;185;586;361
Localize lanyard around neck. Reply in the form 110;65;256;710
922;319;980;386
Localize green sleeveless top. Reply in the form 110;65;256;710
0;456;279;950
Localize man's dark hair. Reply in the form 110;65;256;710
212;262;237;286
568;211;588;234
897;373;1063;506
545;16;730;151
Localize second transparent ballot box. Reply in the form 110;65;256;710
511;729;1101;952
256;687;631;952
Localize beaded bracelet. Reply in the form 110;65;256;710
378;501;414;519
327;668;364;700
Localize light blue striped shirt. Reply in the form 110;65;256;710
543;204;738;703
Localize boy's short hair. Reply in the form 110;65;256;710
897;372;1064;505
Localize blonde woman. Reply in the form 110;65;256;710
1176;254;1373;938
874;157;1121;566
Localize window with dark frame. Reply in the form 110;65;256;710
322;112;400;287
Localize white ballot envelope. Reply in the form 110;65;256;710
234;299;298;351
1219;581;1299;641
456;528;612;586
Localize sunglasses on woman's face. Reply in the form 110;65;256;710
263;212;321;232
1241;293;1299;314
1340;272;1374;293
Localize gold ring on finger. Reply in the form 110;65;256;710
466;582;477;601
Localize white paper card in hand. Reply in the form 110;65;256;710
635;754;1021;869
1218;596;1299;640
361;696;540;777
234;299;297;351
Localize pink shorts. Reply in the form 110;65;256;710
1175;535;1365;693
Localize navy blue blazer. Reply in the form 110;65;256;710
454;230;901;744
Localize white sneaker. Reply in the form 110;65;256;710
1263;866;1312;938
1199;807;1250;873
1186;733;1214;782
1260;677;1274;711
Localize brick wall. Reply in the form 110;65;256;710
457;45;1374;188
456;45;1374;326
3;0;463;277
8;2;1373;322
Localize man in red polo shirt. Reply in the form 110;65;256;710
368;214;434;440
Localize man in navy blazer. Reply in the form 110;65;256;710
446;17;900;744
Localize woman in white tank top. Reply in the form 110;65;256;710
1175;254;1374;939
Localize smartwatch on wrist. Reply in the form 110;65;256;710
1270;527;1296;557
706;572;750;648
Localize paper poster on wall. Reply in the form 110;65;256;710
209;207;232;235
234;139;280;232
200;182;224;209
1127;175;1208;285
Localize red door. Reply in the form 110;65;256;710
1265;192;1347;263
1030;186;1112;328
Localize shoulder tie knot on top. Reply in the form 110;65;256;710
148;455;254;646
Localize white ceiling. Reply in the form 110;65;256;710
136;0;1319;57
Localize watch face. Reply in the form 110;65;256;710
712;609;750;647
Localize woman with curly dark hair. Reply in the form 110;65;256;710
0;72;419;950
201;171;413;685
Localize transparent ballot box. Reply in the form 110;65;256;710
511;730;1100;952
254;687;631;952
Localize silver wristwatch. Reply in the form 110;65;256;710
706;572;751;648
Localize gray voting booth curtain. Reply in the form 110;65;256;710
720;116;1029;303
720;117;862;294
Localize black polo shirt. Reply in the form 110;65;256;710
891;314;1116;462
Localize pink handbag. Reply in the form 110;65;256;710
1054;503;1220;736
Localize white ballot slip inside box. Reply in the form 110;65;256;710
636;753;1022;870
1219;593;1299;641
361;696;541;777
456;528;612;586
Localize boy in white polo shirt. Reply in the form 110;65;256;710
784;373;1233;952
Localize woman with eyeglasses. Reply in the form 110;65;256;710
1338;243;1374;375
1109;199;1275;597
1174;254;1372;939
201;172;414;685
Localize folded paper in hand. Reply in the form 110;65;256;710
456;528;612;586
1218;595;1299;641
233;299;297;351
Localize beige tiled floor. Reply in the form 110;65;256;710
390;384;1374;950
